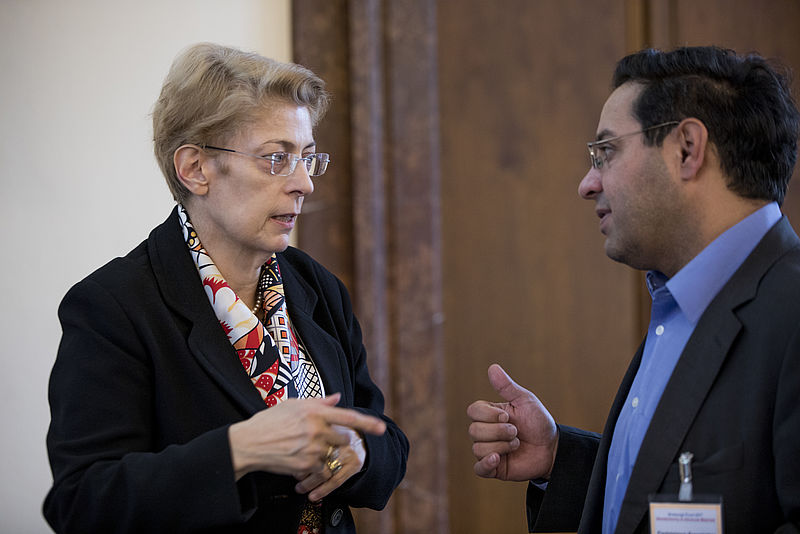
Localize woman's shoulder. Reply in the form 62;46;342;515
65;239;157;302
67;210;180;300
279;246;339;282
277;247;351;306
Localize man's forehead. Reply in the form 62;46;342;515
597;82;642;134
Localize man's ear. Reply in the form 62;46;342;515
675;118;709;181
174;144;210;196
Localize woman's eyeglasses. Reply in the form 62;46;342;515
203;145;330;177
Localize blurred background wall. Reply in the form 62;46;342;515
3;1;800;533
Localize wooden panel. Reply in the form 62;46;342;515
341;3;395;530
382;2;449;532
294;1;800;533
437;1;634;532
292;0;355;290
294;1;448;532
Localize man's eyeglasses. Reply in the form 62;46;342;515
203;145;331;177
587;121;679;170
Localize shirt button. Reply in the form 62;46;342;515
632;397;639;408
655;325;665;335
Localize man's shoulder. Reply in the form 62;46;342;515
755;217;800;289
755;243;800;302
734;217;800;296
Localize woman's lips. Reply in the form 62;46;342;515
271;214;297;228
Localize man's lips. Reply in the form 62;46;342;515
596;207;611;233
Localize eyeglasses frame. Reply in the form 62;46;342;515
202;145;330;177
587;121;680;170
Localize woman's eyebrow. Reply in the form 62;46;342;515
256;140;317;152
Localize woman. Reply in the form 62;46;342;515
43;43;408;534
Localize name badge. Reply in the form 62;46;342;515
648;452;723;533
648;498;723;534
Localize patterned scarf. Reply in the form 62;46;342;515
178;205;325;532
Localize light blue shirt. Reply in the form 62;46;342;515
601;202;781;534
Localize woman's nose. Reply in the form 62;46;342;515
289;163;314;196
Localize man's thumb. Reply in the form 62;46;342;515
487;364;528;402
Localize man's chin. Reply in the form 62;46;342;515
604;240;629;266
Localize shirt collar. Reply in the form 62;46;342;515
647;202;781;324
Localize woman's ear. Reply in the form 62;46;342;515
174;145;210;196
676;118;709;181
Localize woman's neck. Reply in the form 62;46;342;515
184;207;269;311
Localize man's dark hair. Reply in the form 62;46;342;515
613;46;800;204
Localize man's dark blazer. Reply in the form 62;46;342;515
44;208;409;534
527;216;800;533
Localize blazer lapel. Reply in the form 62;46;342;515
615;217;799;533
615;312;741;533
148;208;266;415
578;342;645;533
278;252;352;405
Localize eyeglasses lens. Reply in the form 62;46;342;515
271;153;329;176
307;155;328;176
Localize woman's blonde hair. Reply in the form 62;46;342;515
152;43;330;202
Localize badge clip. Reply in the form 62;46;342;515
648;451;723;534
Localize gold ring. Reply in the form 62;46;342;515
326;445;336;461
327;457;343;474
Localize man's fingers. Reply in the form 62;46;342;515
468;420;518;442
466;400;510;422
487;364;530;403
473;452;500;478
472;438;520;460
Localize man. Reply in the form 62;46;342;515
467;46;800;533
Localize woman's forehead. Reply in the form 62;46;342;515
234;104;315;148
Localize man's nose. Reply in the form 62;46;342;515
578;167;602;199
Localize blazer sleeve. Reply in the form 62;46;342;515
774;323;800;531
526;425;600;532
317;273;409;511
44;278;251;533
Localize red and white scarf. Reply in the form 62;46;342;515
178;205;326;532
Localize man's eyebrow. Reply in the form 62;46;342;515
595;129;616;142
